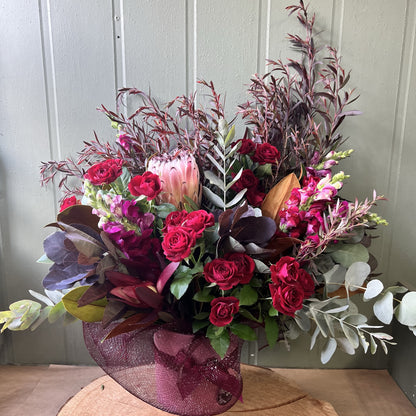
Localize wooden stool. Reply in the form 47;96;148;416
58;364;337;415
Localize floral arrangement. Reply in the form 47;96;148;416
2;1;416;370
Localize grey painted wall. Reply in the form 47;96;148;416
0;0;415;381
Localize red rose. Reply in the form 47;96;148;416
231;169;259;193
59;196;80;212
162;226;196;262
269;283;304;317
209;297;239;327
236;139;256;155
128;171;162;200
163;210;188;232
246;188;266;207
270;256;300;286
84;159;123;185
204;259;240;290
224;252;255;284
183;210;215;238
252;143;280;165
297;269;315;298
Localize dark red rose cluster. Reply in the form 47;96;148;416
231;169;266;207
209;297;239;327
236;139;281;165
269;256;315;317
204;253;255;290
162;209;215;262
128;171;162;200
84;159;123;186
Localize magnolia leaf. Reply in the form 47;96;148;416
203;186;225;208
261;173;300;222
373;291;394;324
204;170;224;191
324;264;347;293
345;262;371;292
57;204;100;233
363;279;384;301
48;301;67;323
321;337;337;364
62;286;107;322
395;291;416;326
230;323;257;341
330;244;369;268
264;315;279;347
238;285;258;306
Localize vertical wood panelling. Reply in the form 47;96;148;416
0;0;65;364
195;0;260;120
0;0;415;372
123;0;188;102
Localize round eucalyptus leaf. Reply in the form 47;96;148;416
345;262;371;291
373;291;393;324
323;264;346;292
395;291;416;326
363;279;384;301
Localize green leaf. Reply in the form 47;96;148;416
192;319;209;333
115;166;132;191
268;306;279;317
203;186;225;208
230;323;257;341
62;286;107;322
193;312;209;320
395;291;416;326
330;243;369;268
48;301;67;323
373;291;393;324
1;300;42;332
183;195;200;212
208;328;230;359
239;308;262;323
238;285;258;306
264;315;279;348
153;203;177;219
170;273;194;300
193;287;215;303
256;163;272;177
224;124;236;147
363;279;384;301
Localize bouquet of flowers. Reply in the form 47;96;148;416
1;2;416;415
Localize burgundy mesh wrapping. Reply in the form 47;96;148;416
83;322;243;416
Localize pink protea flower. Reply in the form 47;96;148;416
148;149;201;209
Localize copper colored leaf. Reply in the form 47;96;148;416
261;173;300;222
104;311;158;339
57;205;100;233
